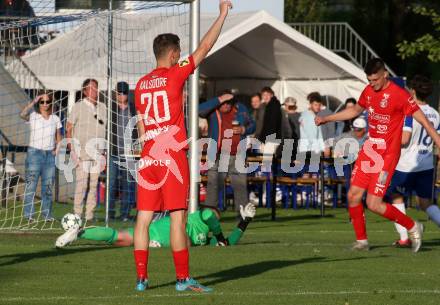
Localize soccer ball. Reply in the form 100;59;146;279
61;213;82;231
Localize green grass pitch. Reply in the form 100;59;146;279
1;207;440;305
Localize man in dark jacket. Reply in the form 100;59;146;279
258;87;282;143
108;81;137;221
199;92;255;212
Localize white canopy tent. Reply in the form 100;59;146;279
199;11;367;110
19;10;367;110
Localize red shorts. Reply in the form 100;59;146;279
350;149;399;197
137;149;189;211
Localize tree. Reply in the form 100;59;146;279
397;5;440;62
284;0;327;23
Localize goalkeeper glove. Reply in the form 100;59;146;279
240;203;256;221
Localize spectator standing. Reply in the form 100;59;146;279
108;81;137;221
299;92;325;155
314;92;336;156
20;92;62;221
250;93;262;136
257;87;282;144
336;98;357;136
281;97;300;159
66;78;107;223
199;92;255;213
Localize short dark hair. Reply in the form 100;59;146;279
364;58;386;75
153;33;180;59
82;78;98;91
261;86;274;95
409;75;433;101
251;93;261;100
307;91;322;104
345;97;357;106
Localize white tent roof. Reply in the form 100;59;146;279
19;10;367;92
200;11;366;81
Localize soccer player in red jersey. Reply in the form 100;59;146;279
315;58;440;252
132;1;232;292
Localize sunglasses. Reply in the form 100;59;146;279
94;114;104;125
353;128;364;132
39;100;52;105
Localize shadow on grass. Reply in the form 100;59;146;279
0;245;114;267
152;255;388;289
221;213;335;223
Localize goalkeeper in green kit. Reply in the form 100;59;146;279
55;203;256;248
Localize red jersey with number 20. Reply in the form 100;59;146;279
135;55;195;153
358;81;419;156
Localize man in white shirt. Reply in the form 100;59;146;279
66;79;107;223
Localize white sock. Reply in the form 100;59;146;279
393;203;408;241
426;205;440;227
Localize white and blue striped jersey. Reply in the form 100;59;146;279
396;104;440;172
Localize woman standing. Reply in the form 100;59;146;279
20;92;62;221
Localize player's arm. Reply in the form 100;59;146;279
413;109;440;148
226;203;256;246
200;209;228;246
191;0;232;67
401;131;411;146
401;116;412;146
315;104;364;126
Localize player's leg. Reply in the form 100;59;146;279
134;168;161;291
414;169;440;227
164;151;212;292
347;185;369;250
169;209;189;275
134;210;154;290
347;157;370;250
386;170;410;246
419;197;440;226
391;194;410;247
55;226;128;248
366;193;423;252
364;155;423;252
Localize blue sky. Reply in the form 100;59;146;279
29;1;284;21
201;0;284;21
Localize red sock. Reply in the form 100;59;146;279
383;204;415;230
134;249;148;280
348;204;367;240
172;248;189;280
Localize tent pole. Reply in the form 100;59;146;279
188;0;200;214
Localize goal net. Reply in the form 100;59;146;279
0;0;192;231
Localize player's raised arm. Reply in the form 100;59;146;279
192;0;232;67
315;103;364;126
413;109;440;148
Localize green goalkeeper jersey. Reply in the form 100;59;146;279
146;209;220;247
79;208;244;247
